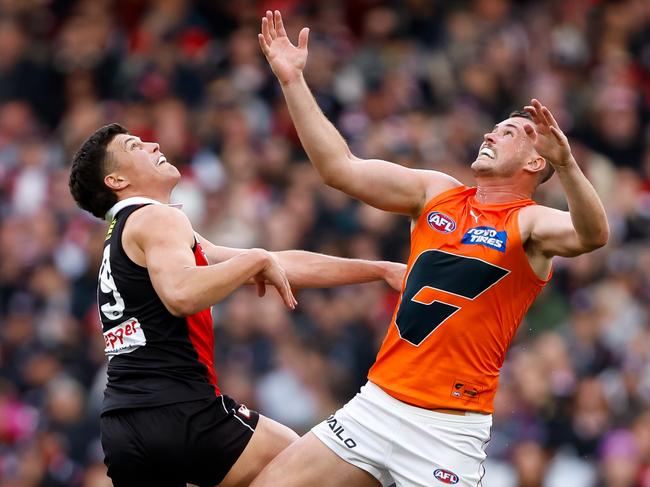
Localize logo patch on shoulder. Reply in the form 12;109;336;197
434;468;459;484
461;226;507;252
427;212;457;233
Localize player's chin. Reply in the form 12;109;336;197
160;166;181;184
163;164;181;177
470;158;489;171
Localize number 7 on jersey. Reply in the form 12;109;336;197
395;250;510;346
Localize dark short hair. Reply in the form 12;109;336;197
69;123;128;218
508;109;533;121
509;109;555;184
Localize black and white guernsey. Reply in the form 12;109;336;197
98;198;219;414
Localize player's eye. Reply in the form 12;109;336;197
504;130;513;137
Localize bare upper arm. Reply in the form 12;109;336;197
123;205;197;311
519;205;592;258
329;156;462;217
194;234;247;264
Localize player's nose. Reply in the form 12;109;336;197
146;142;160;153
483;132;496;144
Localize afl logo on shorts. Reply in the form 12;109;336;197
434;468;459;484
427;212;456;233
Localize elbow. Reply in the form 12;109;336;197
582;225;610;251
597;230;610;249
319;156;355;189
594;222;610;248
166;291;199;317
321;171;343;189
319;164;344;188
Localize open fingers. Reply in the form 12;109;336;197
298;27;310;50
274;10;287;37
549;125;565;142
541;106;560;129
258;33;269;55
265;11;276;39
531;98;558;129
531;98;544;113
256;279;266;297
261;17;272;46
267;267;297;309
523;105;543;125
283;274;297;308
531;99;547;125
532;99;552;126
286;283;297;309
276;279;297;309
523;123;536;140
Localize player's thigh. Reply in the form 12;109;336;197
217;415;298;487
390;414;491;487
249;432;380;487
101;408;186;487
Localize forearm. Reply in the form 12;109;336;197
555;157;609;247
273;250;387;288
280;76;352;185
171;250;269;315
261;17;432;214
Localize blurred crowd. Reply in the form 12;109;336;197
0;0;648;486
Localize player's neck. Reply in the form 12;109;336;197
473;183;531;204
117;187;172;205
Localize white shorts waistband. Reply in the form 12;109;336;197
364;381;493;425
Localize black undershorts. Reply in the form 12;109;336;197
101;395;259;487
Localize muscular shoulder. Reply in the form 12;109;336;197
124;204;195;252
421;171;464;209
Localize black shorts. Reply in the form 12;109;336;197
100;395;260;487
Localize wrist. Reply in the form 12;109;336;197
377;261;390;279
279;72;305;88
247;248;271;269
553;155;579;174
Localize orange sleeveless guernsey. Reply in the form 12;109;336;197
368;185;551;413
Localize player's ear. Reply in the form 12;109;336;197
104;172;129;191
523;156;546;176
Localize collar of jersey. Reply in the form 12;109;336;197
105;197;183;222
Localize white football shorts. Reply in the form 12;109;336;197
311;381;492;487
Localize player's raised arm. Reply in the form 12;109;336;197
196;236;406;291
521;100;609;257
259;10;459;218
125;205;296;315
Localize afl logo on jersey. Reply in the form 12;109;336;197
427;212;457;233
433;468;459;484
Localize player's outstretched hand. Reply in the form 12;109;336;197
382;262;407;291
254;251;297;310
258;10;309;85
523;99;572;168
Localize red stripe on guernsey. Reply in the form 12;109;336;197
186;242;220;396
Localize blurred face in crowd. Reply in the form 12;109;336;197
105;134;180;196
471;116;544;181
